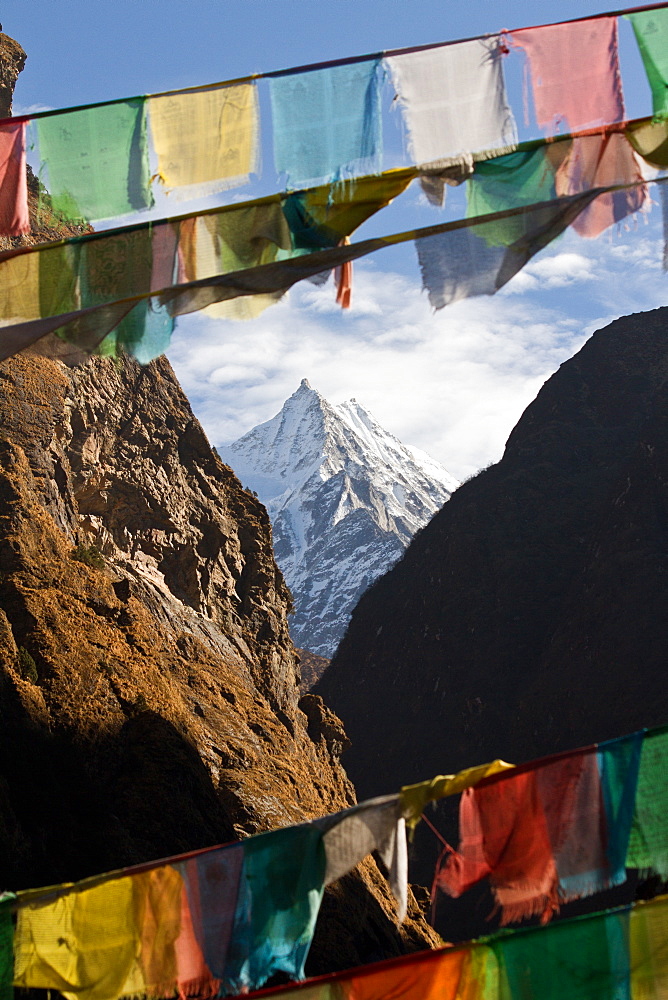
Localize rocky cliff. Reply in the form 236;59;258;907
0;31;439;972
0;347;440;968
317;308;668;803
0;30;25;118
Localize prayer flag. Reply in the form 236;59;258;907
38;243;81;319
495;907;631;1000
283;171;413;251
466;146;560;245
97;299;174;364
538;751;609;902
178;845;243;984
78;225;175;360
417;191;596;310
132;865;183;997
202;202;292;274
223;824;326;994
630;895;668;1000
317;795;407;919
36;99;152;222
437;769;560;926
627;727;668;878
0;248;41;321
555;133;647;238
627;119;668;169
14;876;145;1000
625;11;668;120
0;119;29;235
178;202;291;321
80;226;155;359
282;171;412;301
597;732;643;887
270;59;384;188
0;894;14;1000
510;18;625;132
386;39;517;179
173;882;216;998
347;944;495;1000
149;83;259;196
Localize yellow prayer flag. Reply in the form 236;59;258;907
630;895;668;1000
202;291;286;321
149;83;259;194
188;202;291;319
14;865;187;1000
626;119;668;169
297;171;415;240
207;201;292;272
14;877;141;1000
0;251;41;322
400;759;515;833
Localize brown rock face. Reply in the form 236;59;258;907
297;648;331;693
0;32;26;118
0;353;349;871
0;352;438;962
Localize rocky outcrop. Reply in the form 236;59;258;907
0;31;25;118
317;308;668;803
297;648;330;693
0;352;346;872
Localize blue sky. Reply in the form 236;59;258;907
4;0;668;478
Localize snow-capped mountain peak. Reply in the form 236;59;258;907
219;381;459;657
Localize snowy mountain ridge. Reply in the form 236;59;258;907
219;379;458;657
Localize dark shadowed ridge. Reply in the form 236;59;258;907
317;307;668;803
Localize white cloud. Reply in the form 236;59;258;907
13;102;53;115
525;252;596;287
167;202;668;482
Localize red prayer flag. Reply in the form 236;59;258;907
437;771;559;926
0;119;29;236
510;18;625;133
436;749;617;925
555;133;647;237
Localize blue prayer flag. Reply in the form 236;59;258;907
269;60;384;188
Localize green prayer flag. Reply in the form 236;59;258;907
627;727;668;878
495;908;631;1000
37;99;152;222
626;11;668;119
39;243;81;318
466;147;557;247
0;892;15;1000
224;824;326;993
